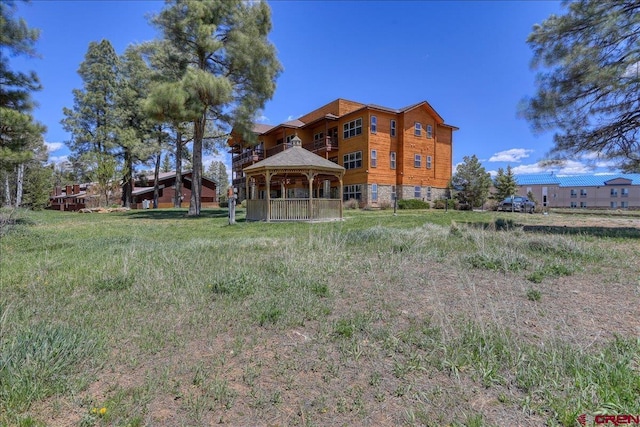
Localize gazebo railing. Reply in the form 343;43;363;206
246;199;341;221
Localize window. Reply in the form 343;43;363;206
580;202;587;208
314;131;324;142
426;155;432;169
370;150;377;168
426;186;432;201
286;134;295;144
370;115;377;133
343;151;362;169
610;188;618;197
371;183;378;202
343;118;363;139
414;122;422;136
611;201;617;208
390;120;396;137
570;189;577;198
414;154;421;168
390;152;396;169
580;189;587;197
426;124;433;138
621;188;629;197
343;184;362;201
391;185;396;200
570;202;577;208
414;186;421;198
621;201;628;208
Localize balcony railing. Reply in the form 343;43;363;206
302;136;338;153
246;198;341;222
266;143;293;157
232;149;264;169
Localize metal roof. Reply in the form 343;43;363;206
515;173;640;187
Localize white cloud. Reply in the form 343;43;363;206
286;114;302;122
512;163;547;174
555;160;593;175
255;114;269;123
45;141;64;152
47;155;69;165
488;148;534;163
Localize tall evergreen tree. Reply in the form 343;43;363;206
493;165;518;201
62;40;120;156
523;0;640;171
205;160;229;198
450;155;492;209
151;0;282;216
0;1;47;207
117;45;157;207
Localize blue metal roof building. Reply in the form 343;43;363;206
512;173;640;209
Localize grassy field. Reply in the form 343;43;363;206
1;207;639;426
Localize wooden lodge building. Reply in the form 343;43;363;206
228;98;458;208
49;171;218;211
131;171;218;209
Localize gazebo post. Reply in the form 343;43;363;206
339;177;344;219
307;172;316;220
266;170;272;222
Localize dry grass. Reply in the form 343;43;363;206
1;208;638;426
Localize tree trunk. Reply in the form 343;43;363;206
122;149;133;208
174;131;182;208
188;114;205;216
153;148;161;209
15;163;24;207
4;174;12;207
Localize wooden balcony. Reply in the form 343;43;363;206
232;149;264;169
302;136;338;154
246;198;342;222
266;143;292;157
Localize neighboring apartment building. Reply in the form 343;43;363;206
228;98;458;206
514;174;640;209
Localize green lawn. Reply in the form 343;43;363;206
1;207;638;426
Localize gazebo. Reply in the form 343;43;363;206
243;135;345;222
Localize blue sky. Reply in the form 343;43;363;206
11;0;620;177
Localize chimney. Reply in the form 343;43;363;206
55;186;61;196
74;184;80;194
65;185;72;195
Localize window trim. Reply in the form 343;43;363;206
370;115;377;134
414;154;421;168
390;120;396;137
370;149;377;168
426;124;433;138
343;118;363;139
343;151;363;170
414;122;422;136
414;186;421;198
426;155;432;169
371;183;378;202
343;184;362;201
390;151;396;170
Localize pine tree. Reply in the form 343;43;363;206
205;160;229;198
523;0;640;171
151;0;282;216
0;1;47;207
493;165;518;201
450;155;492;209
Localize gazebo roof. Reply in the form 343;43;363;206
244;145;345;174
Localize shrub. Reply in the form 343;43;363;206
344;199;359;210
379;201;391;210
219;201;229;208
397;199;430;210
433;198;455;210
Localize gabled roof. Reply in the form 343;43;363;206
252;123;276;134
244;145;345;173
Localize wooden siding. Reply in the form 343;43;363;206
298;99;365;124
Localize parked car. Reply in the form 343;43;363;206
497;196;536;213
